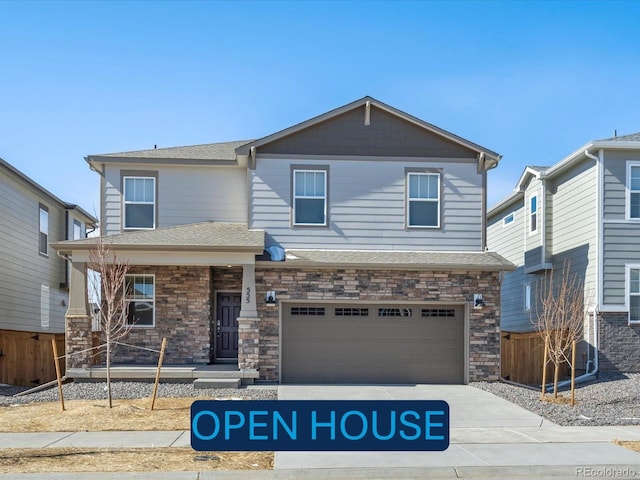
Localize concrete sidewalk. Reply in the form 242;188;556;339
2;384;640;478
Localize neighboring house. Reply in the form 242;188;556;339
487;133;640;374
0;157;97;384
54;96;513;385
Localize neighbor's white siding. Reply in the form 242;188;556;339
250;157;483;251
102;164;247;235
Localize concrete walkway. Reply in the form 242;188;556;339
1;385;640;478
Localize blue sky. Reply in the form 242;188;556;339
2;0;640;215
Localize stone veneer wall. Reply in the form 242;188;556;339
254;268;501;382
598;312;640;372
110;265;211;364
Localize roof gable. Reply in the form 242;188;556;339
237;97;500;168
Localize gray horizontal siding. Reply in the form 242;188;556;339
487;200;524;265
500;266;538;332
0;169;67;333
524;177;543;251
602;150;640;220
602;222;640;305
103;165;247;235
547;159;597;307
251;158;483;251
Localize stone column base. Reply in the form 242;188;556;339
65;315;93;369
237;316;260;370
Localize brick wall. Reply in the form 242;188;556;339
254;268;501;382
598;312;640;372
110;265;211;364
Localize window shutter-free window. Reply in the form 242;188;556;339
124;177;155;229
39;205;49;255
293;170;326;225
630;166;640;219
408;172;440;227
530;195;538;233
125;275;155;326
631;268;640;323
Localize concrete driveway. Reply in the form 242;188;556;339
275;384;640;470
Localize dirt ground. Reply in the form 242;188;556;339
0;447;272;473
0;397;273;473
0;397;203;432
615;440;640;453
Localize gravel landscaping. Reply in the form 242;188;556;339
472;372;640;426
1;373;639;427
0;381;277;407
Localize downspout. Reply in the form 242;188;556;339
554;148;600;389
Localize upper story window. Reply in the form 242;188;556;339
73;219;82;240
529;194;538;233
39;205;49;256
123;176;155;229
407;172;440;228
125;274;155;327
293;170;327;226
630;268;640;324
503;212;515;227
628;164;640;220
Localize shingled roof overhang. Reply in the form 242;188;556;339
52;222;265;256
257;250;515;272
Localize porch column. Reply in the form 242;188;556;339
65;261;93;369
238;264;260;370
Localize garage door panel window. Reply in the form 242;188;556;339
422;308;456;317
290;307;325;316
334;308;369;316
378;307;413;317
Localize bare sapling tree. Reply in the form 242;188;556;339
88;237;133;408
535;259;585;400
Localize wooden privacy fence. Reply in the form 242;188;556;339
501;331;569;385
0;329;65;386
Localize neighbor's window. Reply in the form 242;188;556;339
630;268;640;323
529;194;538;233
293;170;326;225
407;172;440;228
503;212;515;227
525;283;532;312
39;205;49;255
125;275;155;326
73;219;82;240
629;165;640;219
123;176;155;229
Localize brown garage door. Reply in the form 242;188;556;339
281;303;465;384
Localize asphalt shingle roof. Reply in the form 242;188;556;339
265;250;514;271
53;222;264;252
599;132;640;142
92;140;254;161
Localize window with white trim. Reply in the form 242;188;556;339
39;205;49;255
125;275;155;326
524;283;532;312
73;219;82;240
630;268;640;323
123;176;155;229
293;170;326;225
407;172;440;228
503;212;515;227
529;194;538;233
629;164;640;219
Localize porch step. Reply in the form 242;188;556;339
193;378;241;389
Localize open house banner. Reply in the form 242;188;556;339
191;400;449;451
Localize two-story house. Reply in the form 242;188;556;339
488;133;640;376
0;157;97;385
54;97;513;385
